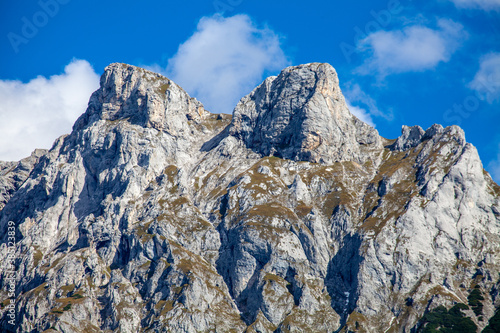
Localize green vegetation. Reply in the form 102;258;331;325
50;289;86;315
176;259;195;275
33;249;44;267
417;304;477;333
139;260;152;270
342;311;368;333
59;284;76;297
155;299;175;316
135;221;154;242
483;307;500;333
484;169;500;197
159;82;170;94
41;255;64;274
467;286;484;316
295;202;312;219
361;148;420;235
263;272;283;283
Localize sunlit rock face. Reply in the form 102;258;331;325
0;62;499;333
228;63;382;164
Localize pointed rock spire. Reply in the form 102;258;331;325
74;63;207;136
227;63;382;164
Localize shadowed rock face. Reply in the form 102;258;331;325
75;63;207;134
0;62;499;333
229;63;382;164
0;149;46;210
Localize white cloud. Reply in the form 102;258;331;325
357;19;465;75
450;0;500;10
488;146;500;184
346;101;375;127
0;59;99;161
343;83;392;127
163;14;289;114
469;53;500;103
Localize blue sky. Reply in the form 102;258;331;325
1;0;499;182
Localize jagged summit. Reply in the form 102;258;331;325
1;61;499;333
74;63;208;135
75;62;382;165
228;63;382;164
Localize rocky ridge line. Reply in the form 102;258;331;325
0;62;498;333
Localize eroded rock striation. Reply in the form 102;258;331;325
0;62;499;332
228;63;381;164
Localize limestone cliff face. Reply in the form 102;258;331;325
0;149;46;211
0;62;499;333
228;63;381;164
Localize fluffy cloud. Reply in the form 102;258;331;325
0;59;99;161
343;83;392;127
346;101;375;127
164;14;289;114
357;19;465;76
469;53;500;103
450;0;500;10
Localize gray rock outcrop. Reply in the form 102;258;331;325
228;63;382;164
0;62;498;333
0;149;46;210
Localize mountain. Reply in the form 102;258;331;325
1;62;499;333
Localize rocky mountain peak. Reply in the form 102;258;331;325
390;123;466;152
1;61;499;333
73;63;208;136
228;63;382;164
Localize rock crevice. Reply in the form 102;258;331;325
0;62;498;333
